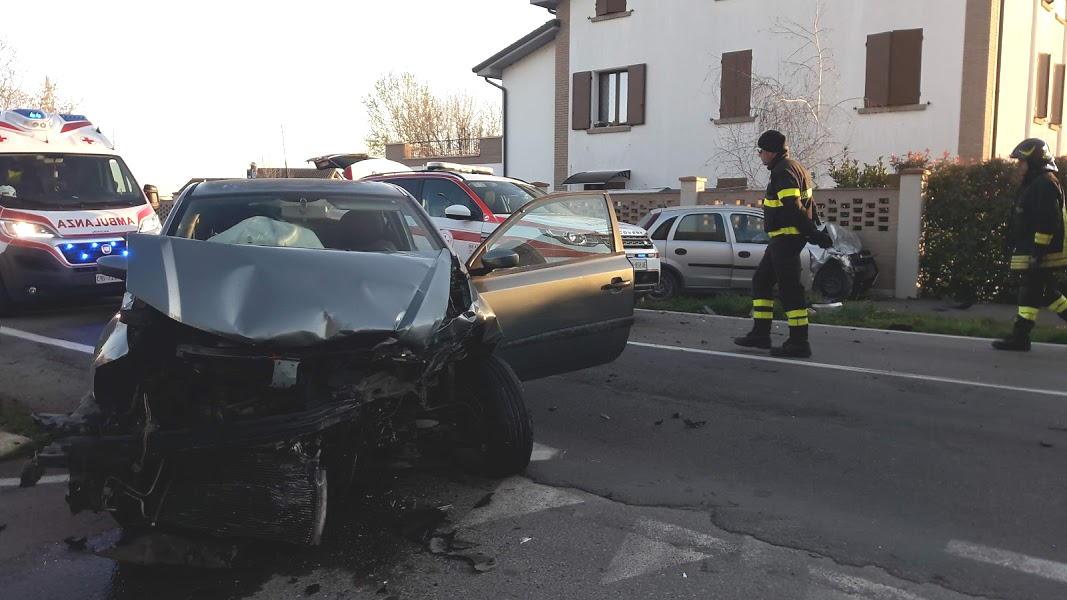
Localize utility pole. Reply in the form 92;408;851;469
280;124;290;177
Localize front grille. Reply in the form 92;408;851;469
622;235;654;249
56;239;127;265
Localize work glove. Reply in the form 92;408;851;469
811;231;834;249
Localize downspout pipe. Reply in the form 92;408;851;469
483;76;508;177
991;0;1006;159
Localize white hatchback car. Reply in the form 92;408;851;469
638;206;878;302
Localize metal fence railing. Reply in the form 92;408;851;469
405;138;481;159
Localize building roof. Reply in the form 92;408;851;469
530;0;558;9
473;19;560;79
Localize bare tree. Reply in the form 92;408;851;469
363;72;501;157
712;2;853;187
0;39;78;112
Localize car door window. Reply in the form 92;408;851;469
730;213;769;244
479;194;615;269
674;213;727;242
421;179;481;218
650;216;676;240
382;178;421;200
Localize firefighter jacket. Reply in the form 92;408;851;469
1009;170;1067;270
762;155;818;239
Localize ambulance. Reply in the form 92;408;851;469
0;109;161;313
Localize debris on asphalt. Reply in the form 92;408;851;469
473;493;494;509
600;413;612;421
1048;426;1067;433
414;419;439;430
520;537;533;544
376;584;390;594
18;459;43;488
1039;441;1054;448
684;419;707;429
63;536;87;551
683;572;688;579
97;532;242;568
399;506;448;543
0;523;6;535
654;420;664;426
701;306;717;315
672;413;681;419
700;340;708;345
447;551;496;573
437;504;453;511
288;577;299;584
548;406;558;412
303;583;321;596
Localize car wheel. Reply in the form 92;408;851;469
649;269;680;301
813;262;854;303
462;355;532;477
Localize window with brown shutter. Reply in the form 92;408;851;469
572;71;592;130
864;29;923;108
1036;54;1052;120
596;0;627;16
627;64;646;125
1052;64;1065;125
720;50;752;119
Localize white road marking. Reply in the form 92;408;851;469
808;566;929;600
602;518;733;584
530;442;562;462
0;326;94;354
946;540;1067;584
627;341;1067;398
0;474;69;488
458;476;584;528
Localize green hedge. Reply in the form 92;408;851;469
918;157;1067;303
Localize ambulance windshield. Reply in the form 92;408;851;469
0;153;143;210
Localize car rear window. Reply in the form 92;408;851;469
650;216;676;240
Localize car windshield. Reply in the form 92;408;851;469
0;153;143;210
466;180;544;214
170;192;445;256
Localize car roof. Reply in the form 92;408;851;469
653;205;762;216
190;178;410;200
366;170;529;185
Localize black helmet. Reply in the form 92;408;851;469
757;130;787;154
1010;138;1058;172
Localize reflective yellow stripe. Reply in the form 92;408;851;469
1035;232;1053;245
769;227;801;237
1010;255;1031;270
785;309;809;319
1043;254;1067;267
753;299;775;308
1050;296;1067;313
1018;306;1039;321
788;318;809;327
754;312;774;320
777;187;801;200
763;198;783;208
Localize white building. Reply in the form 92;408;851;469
474;0;1067;190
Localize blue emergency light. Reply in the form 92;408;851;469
13;109;46;119
57;239;128;265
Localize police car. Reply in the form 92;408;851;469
0;109;161;313
361;162;661;295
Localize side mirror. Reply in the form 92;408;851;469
481;247;520;271
97;255;128;281
143;184;160;210
445;204;473;220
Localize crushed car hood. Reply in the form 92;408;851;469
126;234;454;348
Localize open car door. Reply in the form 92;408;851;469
467;192;634;381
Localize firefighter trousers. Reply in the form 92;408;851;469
1016;268;1067;322
750;235;809;339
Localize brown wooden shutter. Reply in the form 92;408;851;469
596;0;626;16
596;0;608;16
889;29;923;106
1036;53;1052;119
627;64;647;125
720;50;752;119
865;32;892;108
1052;64;1065;125
572;71;592;130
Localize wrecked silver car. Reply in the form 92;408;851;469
26;180;635;545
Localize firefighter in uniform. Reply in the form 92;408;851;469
992;138;1067;351
734;130;833;358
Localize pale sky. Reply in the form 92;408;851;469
1;0;548;195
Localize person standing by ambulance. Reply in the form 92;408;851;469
992;138;1067;351
734;130;832;358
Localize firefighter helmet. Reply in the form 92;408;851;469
1010;138;1058;172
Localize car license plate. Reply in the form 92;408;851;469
631;259;648;270
95;274;122;285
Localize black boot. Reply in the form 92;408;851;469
734;319;772;349
992;318;1034;351
770;326;812;358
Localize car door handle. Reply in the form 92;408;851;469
602;277;632;292
738;251;751;258
674;248;688;256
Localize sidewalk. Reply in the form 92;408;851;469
866;298;1066;328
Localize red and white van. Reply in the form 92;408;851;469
0;109;161;312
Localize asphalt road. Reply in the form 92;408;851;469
1;301;1066;600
